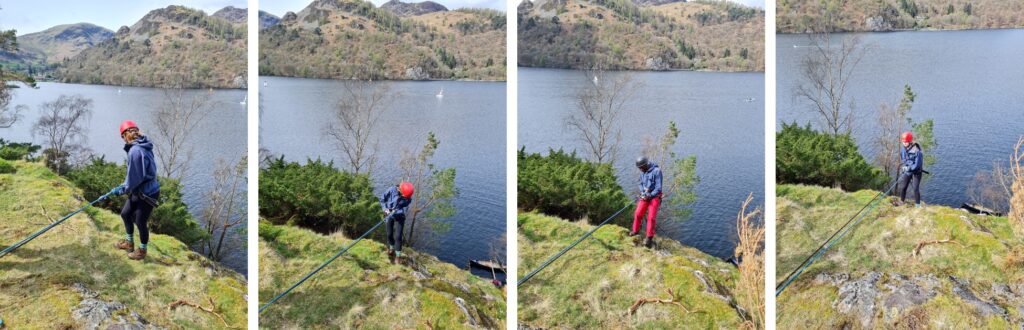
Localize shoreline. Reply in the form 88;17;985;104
776;25;1024;35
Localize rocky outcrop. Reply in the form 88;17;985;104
381;0;448;16
259;10;281;29
212;6;247;24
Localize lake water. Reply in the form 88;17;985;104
259;76;507;280
518;68;765;260
1;82;249;275
777;29;1024;209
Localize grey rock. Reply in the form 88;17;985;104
834;272;882;327
454;297;478;326
813;272;849;286
950;276;1008;319
405;67;430;80
381;0;448;17
882;273;936;319
644;57;669;71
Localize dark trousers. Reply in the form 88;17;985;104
899;171;922;205
121;193;157;245
386;214;406;252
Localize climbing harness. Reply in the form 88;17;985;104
0;191;113;259
259;218;386;314
775;179;900;296
518;200;636;286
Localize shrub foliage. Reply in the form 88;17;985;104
776;122;888;191
517;148;631;224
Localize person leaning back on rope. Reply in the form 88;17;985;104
110;120;160;261
380;181;414;265
896;131;925;208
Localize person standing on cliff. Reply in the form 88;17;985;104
111;120;161;261
380;181;414;264
630;156;662;249
896;131;925;208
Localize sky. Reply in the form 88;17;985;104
0;0;247;34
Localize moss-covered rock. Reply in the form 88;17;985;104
258;220;506;329
517;212;744;328
0;160;246;328
777;184;1024;328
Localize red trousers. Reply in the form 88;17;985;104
632;196;661;238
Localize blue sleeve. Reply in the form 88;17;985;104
638;173;644;192
379;188;392;209
393;198;410;216
650;168;663;196
124;148;145;193
912;150;923;171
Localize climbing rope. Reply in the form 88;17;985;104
0;191;113;259
518;200;636;286
775;178;900;296
259;218;387;314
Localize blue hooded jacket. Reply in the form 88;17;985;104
121;135;160;197
638;162;663;197
379;185;411;217
900;143;924;173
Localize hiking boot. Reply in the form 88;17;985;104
115;239;134;252
391;254;401;265
128;248;147;260
893;200;905;207
387;248;395;258
644;237;654;249
627;231;639;237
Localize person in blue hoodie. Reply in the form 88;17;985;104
110;120;160;260
380;181;414;264
630;156;662;248
897;131;924;208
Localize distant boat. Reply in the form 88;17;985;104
592;75;599;85
240;94;247;105
117;89;122;94
263;81;268;87
436;89;444;99
744;97;755;102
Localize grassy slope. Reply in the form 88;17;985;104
517;212;743;328
518;0;765;72
258;221;506;329
777;0;1024;33
0;161;246;328
777;184;1024;328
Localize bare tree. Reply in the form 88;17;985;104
202;155;247;261
1010;137;1024;237
154;88;214;180
32;95;93;175
734;193;764;330
0;104;26;128
566;70;639;164
873;85;916;178
794;29;866;136
640;121;699;221
967;160;1015;214
324;81;396;174
398;131;458;247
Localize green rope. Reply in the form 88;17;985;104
259;218;387;314
0;191;113;259
518;200;635;286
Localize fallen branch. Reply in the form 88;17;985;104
913;229;963;257
628;289;695;316
168;297;234;328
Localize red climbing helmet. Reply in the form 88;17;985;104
901;131;913;143
119;120;138;136
399;181;414;198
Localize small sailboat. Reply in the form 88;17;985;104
592;75;599;85
744;97;755;102
436;88;444;99
263;81;268;87
117;89;122;94
240;94;247;105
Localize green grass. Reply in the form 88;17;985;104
517;212;743;329
776;184;1024;328
258;220;506;329
0;160;246;328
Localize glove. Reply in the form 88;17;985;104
109;186;125;196
900;165;910;175
384;208;393;216
639;192;649;201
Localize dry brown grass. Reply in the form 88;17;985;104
734;192;765;330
